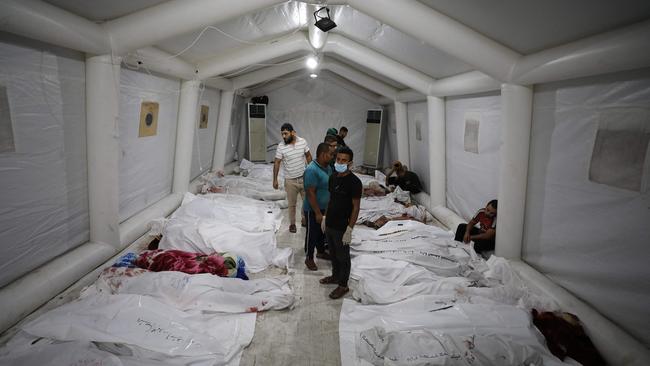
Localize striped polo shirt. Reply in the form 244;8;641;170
275;136;310;179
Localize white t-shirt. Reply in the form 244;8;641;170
274;136;309;179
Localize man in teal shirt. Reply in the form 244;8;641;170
303;142;332;271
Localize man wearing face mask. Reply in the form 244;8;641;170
319;146;362;299
273;123;312;233
454;199;498;255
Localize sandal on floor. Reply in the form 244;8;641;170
319;276;337;284
329;286;349;299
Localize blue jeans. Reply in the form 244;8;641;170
304;209;326;259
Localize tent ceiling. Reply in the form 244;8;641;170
44;0;169;21
155;2;304;64
42;0;650;82
325;54;407;89
421;0;650;54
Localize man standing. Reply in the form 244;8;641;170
320;146;362;299
324;134;338;170
303;143;332;270
273;123;312;233
385;160;422;194
337;126;348;147
454;199;498;254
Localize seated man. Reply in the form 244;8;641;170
385;161;422;194
454;200;497;254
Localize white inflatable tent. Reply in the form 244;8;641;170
0;0;649;364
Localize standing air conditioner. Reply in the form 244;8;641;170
247;103;267;162
363;109;383;168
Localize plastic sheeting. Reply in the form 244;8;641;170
358;192;431;223
180;192;282;232
0;34;89;288
445;92;501;221
14;292;255;364
523;69;650;347
201;173;287;201
350;221;477;277
339;298;570;366
118;68;180;222
157;193;292;272
190;87;220;180
380;102;397;168
260;77;380;164
228;94;247;163
406;101;430;193
89;268;294;313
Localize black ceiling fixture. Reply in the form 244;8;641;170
313;7;337;32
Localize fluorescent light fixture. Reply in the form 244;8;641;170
310;73;318;78
306;56;318;69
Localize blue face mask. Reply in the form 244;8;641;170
334;162;348;173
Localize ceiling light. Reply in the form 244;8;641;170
306;56;318;69
313;7;337;32
310;73;318;78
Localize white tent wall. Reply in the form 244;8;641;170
445;92;502;220
523;68;650;347
378;102;396;168
260;77;380;163
406;102;430;193
0;33;88;288
227;94;247;163
117;69;180;222
190;87;220;180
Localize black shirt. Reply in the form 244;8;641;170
336;135;346;147
326;172;362;231
387;171;422;194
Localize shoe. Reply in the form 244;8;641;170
316;251;331;260
319;276;337;285
301;218;307;227
329;286;349;299
289;224;297;233
304;258;317;271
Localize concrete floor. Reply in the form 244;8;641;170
241;202;344;366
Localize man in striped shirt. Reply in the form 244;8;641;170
273;123;313;233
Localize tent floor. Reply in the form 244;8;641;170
242;201;343;366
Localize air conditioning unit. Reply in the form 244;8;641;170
247;103;267;162
363;109;383;168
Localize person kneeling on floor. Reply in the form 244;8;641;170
454;199;497;255
319;146;362;299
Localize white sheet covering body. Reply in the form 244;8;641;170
201;173;287;201
351;254;557;310
0;34;89;288
524;69;650;346
0;336;221;366
158;193;292;272
18;292;256;364
180;192;282;232
90;267;294;313
358;193;431;223
339;298;570;366
350;221;474;277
